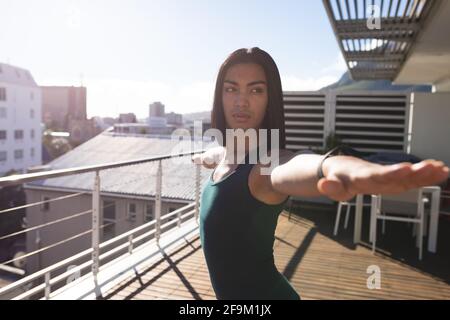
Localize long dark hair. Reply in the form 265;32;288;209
211;47;286;150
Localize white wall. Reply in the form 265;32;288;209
0;82;42;175
411;92;450;166
434;77;450;92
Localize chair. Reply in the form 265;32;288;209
440;190;450;216
370;188;428;260
286;196;301;220
333;196;371;236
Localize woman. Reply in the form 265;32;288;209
192;47;449;300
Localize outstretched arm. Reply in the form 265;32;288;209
270;152;449;202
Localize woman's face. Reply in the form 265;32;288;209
222;63;268;131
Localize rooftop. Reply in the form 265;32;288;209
0;62;38;87
26;132;216;201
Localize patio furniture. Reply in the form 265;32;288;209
353;186;441;253
370;188;428;260
333;196;371;236
440;189;450;216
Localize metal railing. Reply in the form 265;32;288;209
0;150;205;300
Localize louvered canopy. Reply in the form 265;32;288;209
322;0;440;81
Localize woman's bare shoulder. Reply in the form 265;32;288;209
247;148;292;205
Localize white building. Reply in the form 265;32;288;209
0;63;42;176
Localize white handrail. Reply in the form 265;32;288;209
0;150;205;299
0;206;197;299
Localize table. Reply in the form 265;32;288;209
353;186;441;253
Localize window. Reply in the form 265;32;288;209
41;196;50;211
0;151;6;162
0;107;6;118
14;149;23;160
145;203;154;222
102;200;116;221
128;202;137;222
0;88;6;101
30;92;34;100
102;223;115;242
167;207;177;222
31;148;35;157
30;129;35;139
30;109;34;118
102;200;116;241
14;130;23;139
0;130;6;140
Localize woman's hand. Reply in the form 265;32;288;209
318;157;449;202
191;153;203;165
191;146;225;169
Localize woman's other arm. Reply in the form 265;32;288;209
191;146;225;169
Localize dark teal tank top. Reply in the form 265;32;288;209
199;151;300;300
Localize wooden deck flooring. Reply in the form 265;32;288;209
102;204;450;300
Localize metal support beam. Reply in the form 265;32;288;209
322;0;439;80
155;161;162;243
91;171;100;280
194;164;201;224
44;272;51;300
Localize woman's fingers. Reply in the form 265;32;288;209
318;159;449;201
349;160;449;195
191;154;202;164
406;161;448;187
371;162;412;184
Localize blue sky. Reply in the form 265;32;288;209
0;0;347;118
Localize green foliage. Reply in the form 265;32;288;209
324;132;342;153
43;130;73;159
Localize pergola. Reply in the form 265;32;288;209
322;0;441;81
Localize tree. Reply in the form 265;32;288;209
324;132;343;153
0;170;26;263
43;130;73;159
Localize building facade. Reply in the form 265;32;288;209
118;113;137;123
41;86;87;131
0;63;42;176
40;86;102;145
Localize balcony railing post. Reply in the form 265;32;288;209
128;235;133;254
323;90;336;150
177;209;182;227
194;163;201;224
44;272;51;299
155;160;162;243
91;170;101;280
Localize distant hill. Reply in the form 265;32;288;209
320;70;432;92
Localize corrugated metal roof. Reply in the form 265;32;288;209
27;133;217;201
0;63;38;87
